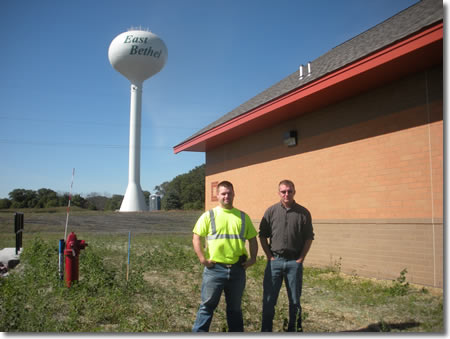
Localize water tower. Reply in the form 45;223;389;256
108;29;167;211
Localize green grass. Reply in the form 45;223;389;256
0;234;443;332
0;210;444;332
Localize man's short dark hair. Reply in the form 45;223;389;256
218;181;234;191
279;179;295;191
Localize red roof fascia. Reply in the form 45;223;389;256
174;23;443;154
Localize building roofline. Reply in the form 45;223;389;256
174;0;443;154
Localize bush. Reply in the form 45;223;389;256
387;268;410;296
0;198;11;209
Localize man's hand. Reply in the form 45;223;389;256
242;257;256;269
243;237;258;270
296;258;304;264
193;234;215;267
296;239;313;264
201;259;216;268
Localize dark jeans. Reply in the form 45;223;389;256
192;263;246;332
261;255;304;332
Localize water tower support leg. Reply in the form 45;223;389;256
120;82;147;212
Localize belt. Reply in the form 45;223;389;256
273;252;298;260
216;262;236;268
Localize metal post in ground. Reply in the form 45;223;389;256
14;212;24;255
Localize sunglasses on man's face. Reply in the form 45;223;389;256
280;190;293;195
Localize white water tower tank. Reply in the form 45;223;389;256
109;30;167;84
108;29;168;212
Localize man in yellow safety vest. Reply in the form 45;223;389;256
192;180;258;332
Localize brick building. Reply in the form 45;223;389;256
174;0;443;287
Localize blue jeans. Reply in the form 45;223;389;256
261;256;303;332
192;263;246;332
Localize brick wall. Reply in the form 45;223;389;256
204;65;443;287
310;219;443;287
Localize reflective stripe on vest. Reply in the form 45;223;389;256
207;209;246;242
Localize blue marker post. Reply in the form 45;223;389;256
58;239;65;280
127;231;131;281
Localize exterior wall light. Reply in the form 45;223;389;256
283;130;297;147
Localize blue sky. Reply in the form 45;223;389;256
0;0;421;199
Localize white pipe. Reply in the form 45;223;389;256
299;65;304;80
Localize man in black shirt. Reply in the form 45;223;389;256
259;179;314;332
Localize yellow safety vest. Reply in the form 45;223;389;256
193;207;257;264
207;209;247;242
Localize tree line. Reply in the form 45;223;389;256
0;164;205;211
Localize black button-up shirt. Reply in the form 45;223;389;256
259;201;314;259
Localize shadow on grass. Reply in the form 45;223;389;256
344;321;421;332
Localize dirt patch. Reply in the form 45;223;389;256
0;210;203;235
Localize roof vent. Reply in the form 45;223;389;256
299;62;312;80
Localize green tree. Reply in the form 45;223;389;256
59;193;70;207
72;194;88;208
86;193;108;210
36;188;58;208
154;182;170;197
105;195;123;211
143;190;151;206
9;189;38;208
159;164;205;210
0;198;11;209
163;189;182;210
45;198;60;208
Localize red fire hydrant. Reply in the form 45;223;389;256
64;232;88;288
